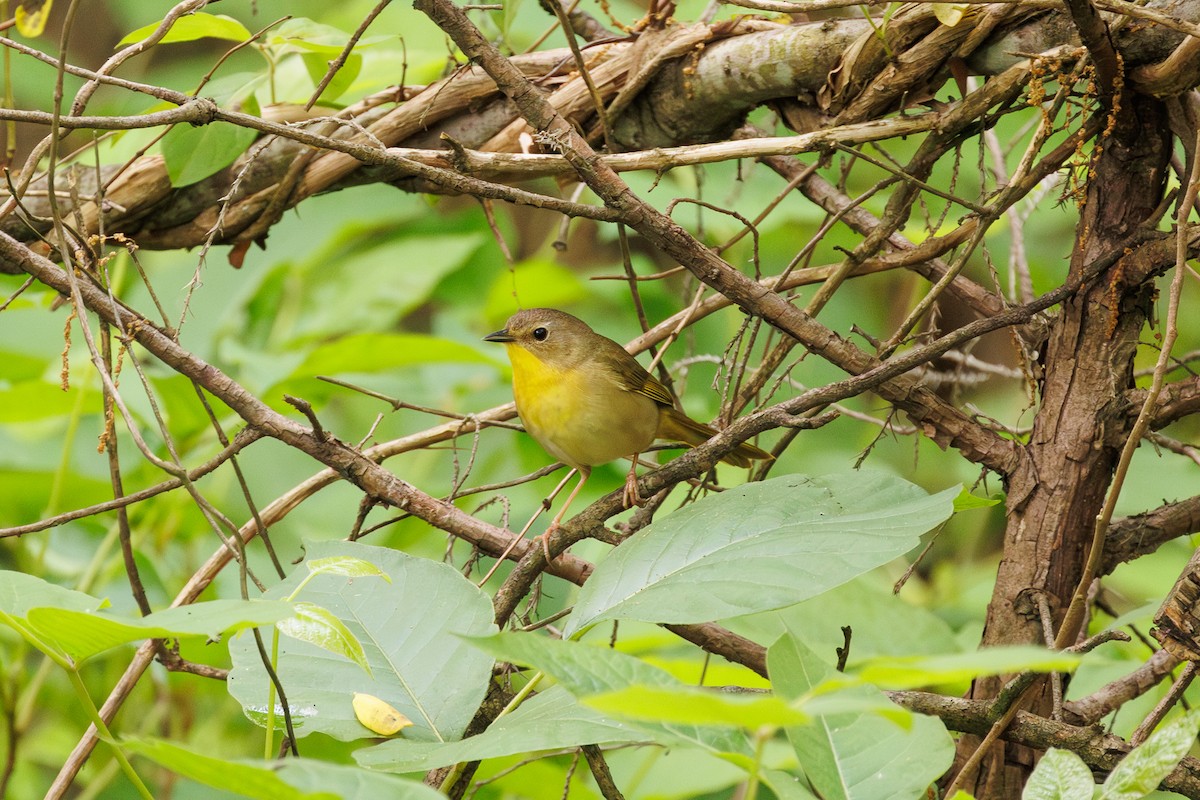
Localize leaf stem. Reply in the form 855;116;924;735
65;670;153;800
264;626;281;759
439;671;545;793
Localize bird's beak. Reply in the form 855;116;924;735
483;328;514;343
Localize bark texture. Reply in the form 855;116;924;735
961;94;1171;795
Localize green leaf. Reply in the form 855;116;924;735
583;685;810;728
127;738;335;800
301;51;362;104
286;235;487;341
293;333;493;378
769;629;954;800
761;769;822;800
357;685;649;772
497;0;523;44
0;570;107;617
307;556;391;581
0;380;99;421
278;602;372;678
1023;748;1095;800
161;121;259;187
227;541;496;742
125;737;441;800
465;632;751;759
0;571;108;661
799;691;914;728
565;473;957;637
1100;708;1200;799
485;260;587;324
266;18;387;53
734;577;960;664
854;646;1080;690
953;486;1001;511
118;13;252;46
26;599;293;663
273;759;443;798
0;350;48;381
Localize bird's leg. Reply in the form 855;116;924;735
622;455;645;508
535;466;589;561
478;467;577;585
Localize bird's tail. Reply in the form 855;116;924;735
657;407;772;468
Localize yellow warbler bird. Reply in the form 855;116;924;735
484;308;771;556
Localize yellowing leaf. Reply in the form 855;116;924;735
15;0;53;37
353;693;412;736
931;3;968;26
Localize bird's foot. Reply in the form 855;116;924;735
534;525;558;562
622;472;644;508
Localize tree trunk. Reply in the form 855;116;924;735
958;94;1171;795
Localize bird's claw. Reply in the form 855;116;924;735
535;524;558;561
622;470;645;509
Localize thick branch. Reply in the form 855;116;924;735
890;691;1200;795
1104;495;1200;573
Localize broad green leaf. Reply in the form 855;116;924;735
854;646;1080;690
799;691;914;728
357;685;649;772
565;473;956;637
199;71;269;110
301;51;362;104
1100;600;1157;633
1100;708;1200;799
0;571;107;617
466;632;751;759
161;122;259;187
273;759;443;799
125;738;440;799
0;380;99;421
769;629;953;800
118;13;251;46
227;541;496;742
127;738;335;800
498;0;523;44
266;18;385;52
286;235;486;342
485;260;587;324
1023;748;1095;800
734;577;960;663
0;571;108;660
0;350;47;381
583;685;809;728
307;556;390;580
26;599;293;663
953;486;1001;511
294;333;492;378
278;602;371;677
761;769;821;800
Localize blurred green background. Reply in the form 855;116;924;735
1;0;1198;797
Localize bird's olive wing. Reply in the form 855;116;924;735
607;349;674;407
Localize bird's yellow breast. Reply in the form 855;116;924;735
505;343;658;469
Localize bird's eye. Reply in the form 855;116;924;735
532;327;548;341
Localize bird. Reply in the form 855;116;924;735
483;307;771;558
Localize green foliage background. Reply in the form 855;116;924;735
1;1;1198;798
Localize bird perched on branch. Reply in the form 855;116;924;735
484;307;771;558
